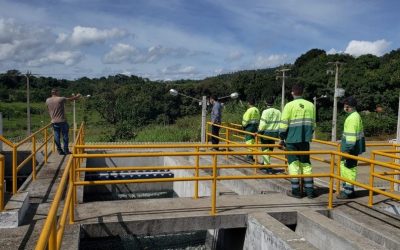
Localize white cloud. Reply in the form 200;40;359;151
161;64;198;75
138;45;191;63
58;26;126;46
0;42;18;60
225;51;243;62
103;43;137;64
0;18;23;44
327;48;343;55
28;51;83;66
103;43;194;65
0;18;54;62
157;64;202;80
254;54;288;69
344;39;390;57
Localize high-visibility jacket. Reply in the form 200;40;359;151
258;107;281;137
242;107;260;127
341;111;366;154
279;97;315;143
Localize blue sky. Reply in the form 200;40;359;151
0;0;399;80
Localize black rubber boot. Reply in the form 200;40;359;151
286;188;303;199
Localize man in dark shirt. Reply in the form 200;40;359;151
210;95;222;150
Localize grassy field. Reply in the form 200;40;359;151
0;101;245;142
0;101;107;141
0;102;394;143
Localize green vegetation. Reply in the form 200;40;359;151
1;48;399;141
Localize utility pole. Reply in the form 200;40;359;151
276;68;291;111
24;71;32;136
201;96;207;144
327;62;344;142
72;93;77;142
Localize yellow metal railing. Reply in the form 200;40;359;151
0;124;54;194
36;123;85;250
369;149;400;204
0;154;4;211
36;125;400;250
205;122;400;195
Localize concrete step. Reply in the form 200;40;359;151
329;202;400;250
296;210;383;250
373;196;400;216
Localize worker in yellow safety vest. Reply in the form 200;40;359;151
242;97;260;161
258;97;281;174
279;83;316;198
337;96;366;199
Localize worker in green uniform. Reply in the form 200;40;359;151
242;97;260;161
279;83;316;198
337;96;366;199
258;97;281;174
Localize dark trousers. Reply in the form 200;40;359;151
211;124;220;146
286;142;311;165
53;122;69;153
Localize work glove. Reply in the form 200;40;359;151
279;140;286;149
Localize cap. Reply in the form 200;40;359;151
343;96;357;107
265;97;274;106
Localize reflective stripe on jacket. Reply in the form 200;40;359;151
341;111;366;155
279;97;315;143
242;107;260;127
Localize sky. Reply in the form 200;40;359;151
0;0;399;81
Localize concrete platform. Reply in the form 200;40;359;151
0;141;399;249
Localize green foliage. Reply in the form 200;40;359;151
134;115;200;142
1;47;400;140
361;112;397;137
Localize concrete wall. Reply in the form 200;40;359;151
243;212;317;250
165;156;235;198
295;210;382;250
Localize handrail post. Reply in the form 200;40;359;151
254;134;258;175
44;128;48;164
336;144;341;193
368;153;376;207
225;128;230;160
12;146;17;194
194;146;199;199
0;155;4;211
205;123;209;144
32;136;37;180
73;150;78;205
210;154;217;216
328;153;335;209
390;144;396;192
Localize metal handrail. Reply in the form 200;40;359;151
369;149;400;204
36;123;85;250
206;122;341;170
0;123;54;194
36;125;400;250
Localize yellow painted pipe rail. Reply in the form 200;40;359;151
36;124;400;249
